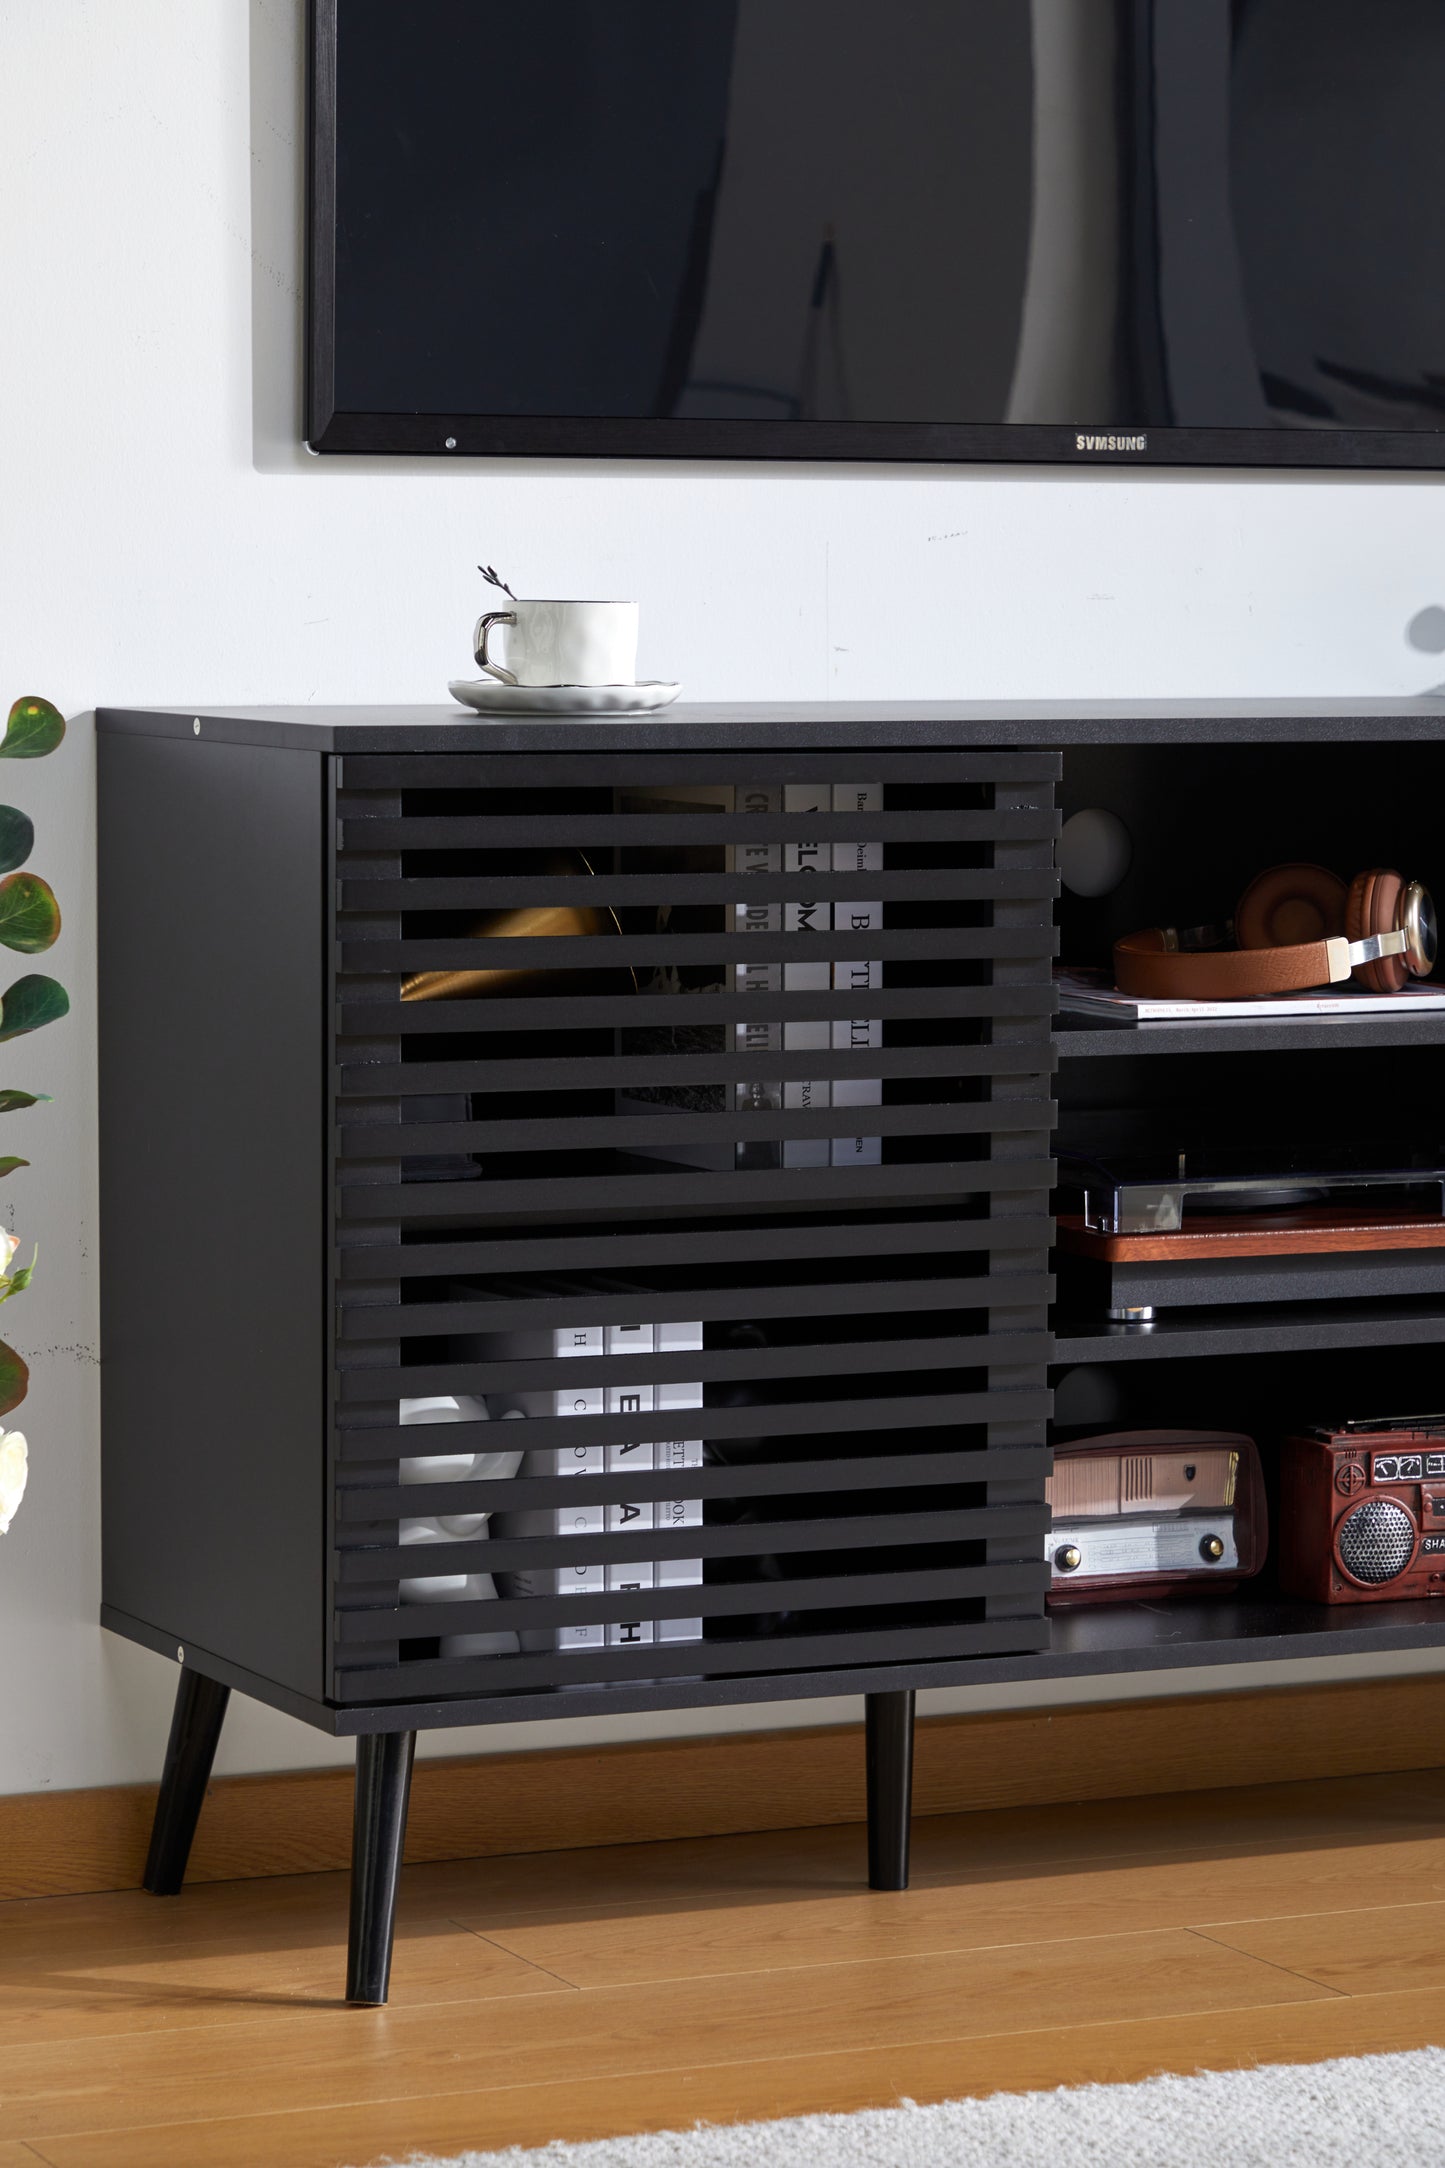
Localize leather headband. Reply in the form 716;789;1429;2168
1113;928;1343;1000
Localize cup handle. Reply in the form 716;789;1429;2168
474;611;518;685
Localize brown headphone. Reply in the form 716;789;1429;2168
1114;864;1438;1000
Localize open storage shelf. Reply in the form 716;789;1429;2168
1055;1009;1445;1059
1054;1299;1445;1365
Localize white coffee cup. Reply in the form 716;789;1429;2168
473;599;639;688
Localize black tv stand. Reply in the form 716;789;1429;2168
96;698;1445;2000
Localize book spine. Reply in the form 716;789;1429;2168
655;1318;704;1643
831;783;883;1166
783;782;831;1168
492;1319;607;1654
604;1318;656;1647
734;783;783;1170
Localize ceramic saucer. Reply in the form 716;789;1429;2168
447;679;681;716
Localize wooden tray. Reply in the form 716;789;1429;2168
1056;1208;1445;1263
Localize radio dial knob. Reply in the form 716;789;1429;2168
1054;1544;1082;1572
1200;1534;1226;1562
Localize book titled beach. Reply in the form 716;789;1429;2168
480;1283;704;1653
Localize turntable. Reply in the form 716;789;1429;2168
1057;1149;1445;1318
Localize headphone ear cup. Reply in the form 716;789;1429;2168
1347;868;1408;993
1235;864;1348;951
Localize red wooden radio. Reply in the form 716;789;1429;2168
1279;1418;1445;1603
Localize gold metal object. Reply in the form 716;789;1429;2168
1200;1533;1226;1562
400;852;626;1002
1402;880;1438;978
1054;1544;1082;1572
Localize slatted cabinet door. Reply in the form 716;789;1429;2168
331;750;1059;1709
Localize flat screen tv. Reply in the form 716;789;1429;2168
307;0;1445;469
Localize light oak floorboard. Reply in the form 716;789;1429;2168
1199;1896;1445;1996
26;1987;1445;2168
17;1771;1434;1976
0;1929;1325;2145
0;1922;557;2049
407;1768;1445;1928
5;1770;1444;2163
467;1835;1445;1987
18;1812;1437;2049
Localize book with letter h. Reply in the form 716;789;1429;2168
481;1282;703;1653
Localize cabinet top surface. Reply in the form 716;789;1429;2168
95;697;1445;753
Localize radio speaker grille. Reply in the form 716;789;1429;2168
1337;1498;1415;1584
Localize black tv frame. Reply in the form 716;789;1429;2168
304;0;1445;473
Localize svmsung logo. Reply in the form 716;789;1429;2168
1075;432;1148;453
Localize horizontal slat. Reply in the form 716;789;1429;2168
338;984;1057;1030
338;1271;1055;1339
339;1213;1054;1281
338;1330;1054;1401
338;1560;1048;1639
339;809;1061;850
341;927;1058;971
337;1044;1057;1097
342;1098;1057;1159
331;1614;1052;1699
335;1502;1050;1579
337;751;1062;790
338;1157;1055;1221
336;1416;1052;1488
339;1462;1047;1525
339;868;1059;908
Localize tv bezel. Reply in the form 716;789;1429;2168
305;0;1445;473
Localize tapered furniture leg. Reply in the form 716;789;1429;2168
346;1730;416;2005
142;1667;231;1896
865;1689;915;1891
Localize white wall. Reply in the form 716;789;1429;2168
3;0;1445;1797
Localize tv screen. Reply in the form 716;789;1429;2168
307;0;1445;468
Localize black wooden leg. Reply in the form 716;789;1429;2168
865;1689;915;1891
346;1730;416;2006
142;1667;231;1896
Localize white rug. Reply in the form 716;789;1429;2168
383;2046;1445;2168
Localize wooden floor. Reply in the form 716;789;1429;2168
3;1767;1445;2168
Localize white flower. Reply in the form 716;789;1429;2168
0;1232;18;1279
0;1430;27;1534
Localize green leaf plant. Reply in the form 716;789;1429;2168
0;874;60;955
1;698;65;760
0;974;68;1042
0;1337;30;1418
0;1243;36;1303
0;1230;33;1405
0;807;35;875
0;691;68;1536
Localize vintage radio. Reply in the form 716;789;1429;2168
1045;1430;1267;1606
1279;1418;1445;1604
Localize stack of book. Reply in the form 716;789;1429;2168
468;1283;705;1654
619;780;885;1168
